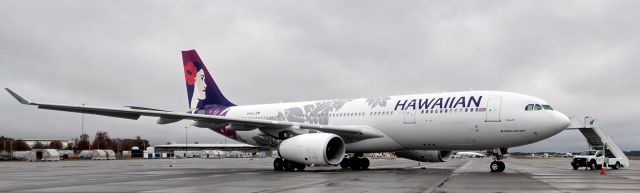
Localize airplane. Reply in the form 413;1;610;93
5;50;571;172
455;151;487;158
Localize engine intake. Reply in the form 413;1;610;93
395;150;453;162
278;133;346;165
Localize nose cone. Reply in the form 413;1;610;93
553;111;571;130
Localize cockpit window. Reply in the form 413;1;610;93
525;104;534;111
526;104;554;111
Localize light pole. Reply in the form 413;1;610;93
185;126;188;158
81;103;85;135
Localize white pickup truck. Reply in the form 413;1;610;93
571;150;624;170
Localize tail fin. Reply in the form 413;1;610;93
182;50;235;109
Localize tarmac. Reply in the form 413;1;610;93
0;158;639;193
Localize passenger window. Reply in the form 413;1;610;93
525;104;534;111
535;104;542;111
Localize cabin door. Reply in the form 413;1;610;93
403;109;416;124
485;97;502;122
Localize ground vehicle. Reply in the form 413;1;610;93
571;150;624;170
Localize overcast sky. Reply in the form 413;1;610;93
1;1;638;152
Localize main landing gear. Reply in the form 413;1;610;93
273;158;306;171
339;154;370;170
489;148;507;172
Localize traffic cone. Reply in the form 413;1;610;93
600;165;606;175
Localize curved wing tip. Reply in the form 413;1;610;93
5;88;32;105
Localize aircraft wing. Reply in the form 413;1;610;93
5;88;384;140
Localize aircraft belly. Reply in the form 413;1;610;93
345;136;404;153
392;119;474;150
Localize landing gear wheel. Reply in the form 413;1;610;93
350;158;362;170
295;163;306;171
497;161;505;172
340;158;350;169
490;161;505;172
350;158;360;170
361;158;370;170
273;158;284;171
284;160;296;171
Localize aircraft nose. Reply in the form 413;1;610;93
554;111;571;130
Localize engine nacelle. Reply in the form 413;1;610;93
278;133;346;165
395;150;453;162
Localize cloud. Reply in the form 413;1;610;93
1;1;638;152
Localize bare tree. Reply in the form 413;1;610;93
33;142;45;149
49;141;64;149
14;140;31;151
92;131;112;150
76;134;91;151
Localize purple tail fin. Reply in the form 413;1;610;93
182;50;235;109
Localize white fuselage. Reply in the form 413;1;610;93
219;91;569;153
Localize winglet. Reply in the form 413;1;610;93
5;88;32;105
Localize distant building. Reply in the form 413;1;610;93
154;143;272;158
21;139;73;149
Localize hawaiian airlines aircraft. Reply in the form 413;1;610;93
5;50;571;172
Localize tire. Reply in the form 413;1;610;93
295;163;306;171
497;161;505;172
350;158;362;170
612;162;620;170
589;160;598;170
490;161;500;172
284;160;296;171
340;158;350;169
572;165;579;170
361;158;370;170
273;158;284;171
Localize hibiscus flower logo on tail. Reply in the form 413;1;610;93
184;62;197;85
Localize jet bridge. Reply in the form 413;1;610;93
566;116;629;168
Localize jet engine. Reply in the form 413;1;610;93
278;133;346;165
395;150;453;162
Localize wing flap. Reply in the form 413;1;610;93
37;104;142;120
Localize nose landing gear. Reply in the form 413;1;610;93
490;160;505;172
489;148;507;172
